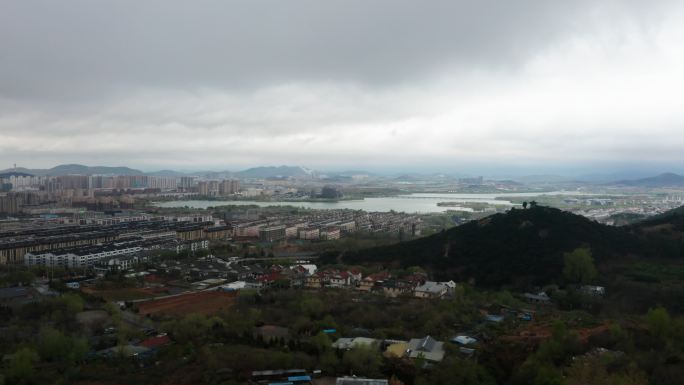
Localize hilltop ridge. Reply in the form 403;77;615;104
344;206;649;287
612;172;684;187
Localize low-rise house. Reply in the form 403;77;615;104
336;377;388;385
288;267;309;287
524;291;551;304
305;273;323;289
357;272;390;292
382;279;418;298
451;335;477;345
332;337;380;350
235;264;266;281
254;325;290;342
406;336;446;362
294;264;318;275
328;271;351;288
403;273;427;287
358;277;376;292
251;369;311;384
414;281;448;299
441;280;457;293
244;280;263;289
383;342;409;358
139;334;171;350
291;264;311;276
95;254;144;272
219;281;247;291
485;314;504;323
519;311;534;321
348;268;363;284
382;280;404;298
191;278;226;290
580;285;606;297
96;344;150;359
459;347;476;356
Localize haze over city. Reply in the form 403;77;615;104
2;0;684;174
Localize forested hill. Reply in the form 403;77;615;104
345;206;654;288
631;205;684;229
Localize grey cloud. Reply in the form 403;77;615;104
0;0;665;100
1;0;683;173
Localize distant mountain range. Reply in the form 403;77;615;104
0;164;146;176
611;172;684;187
235;165;316;179
146;169;190;177
0;164;322;179
513;174;572;183
4;164;682;185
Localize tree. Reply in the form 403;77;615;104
164;313;211;345
523;201;528;209
299;296;325;318
319;350;340;374
407;266;426;275
60;293;85;314
38;326;70;361
342;346;382;378
564;358;648;385
646;306;672;339
37;326;88;369
563;248;597;285
5;347;40;385
415;356;496;385
310;331;332;355
0;270;35;287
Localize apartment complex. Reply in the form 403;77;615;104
0;216;230;265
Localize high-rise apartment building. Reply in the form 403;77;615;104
179;176;196;189
219;179;240;195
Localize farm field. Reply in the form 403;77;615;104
82;286;168;301
136;290;237;316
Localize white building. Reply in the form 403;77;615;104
24;245;143;268
414;281;448;299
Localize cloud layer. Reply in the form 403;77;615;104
1;1;683;174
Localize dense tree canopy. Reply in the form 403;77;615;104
563;248;597;285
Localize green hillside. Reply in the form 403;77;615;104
345;206;661;288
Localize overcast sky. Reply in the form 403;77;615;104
1;0;683;175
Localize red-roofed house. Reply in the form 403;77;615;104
329;271;351;288
357;271;391;292
348;268;363;284
305;273;323;289
140;334;171;349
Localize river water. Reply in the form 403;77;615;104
154;191;587;213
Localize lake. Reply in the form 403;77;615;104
153;191;587;213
